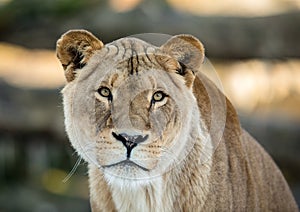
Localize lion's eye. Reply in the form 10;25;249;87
152;91;166;103
98;87;112;100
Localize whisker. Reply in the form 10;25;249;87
160;146;179;162
82;146;95;153
79;143;97;154
63;156;83;183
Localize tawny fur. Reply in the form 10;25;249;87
56;30;298;211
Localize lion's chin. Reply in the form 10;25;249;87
103;159;149;172
101;159;163;187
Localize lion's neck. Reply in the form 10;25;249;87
109;177;164;212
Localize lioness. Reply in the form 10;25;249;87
56;30;298;211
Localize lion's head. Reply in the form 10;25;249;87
57;30;208;183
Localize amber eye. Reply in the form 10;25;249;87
152;91;166;103
98;87;112;100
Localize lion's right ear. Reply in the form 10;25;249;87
56;30;104;82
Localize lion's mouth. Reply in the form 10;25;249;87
103;159;149;171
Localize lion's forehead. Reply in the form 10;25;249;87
95;37;179;77
104;38;161;74
108;37;158;58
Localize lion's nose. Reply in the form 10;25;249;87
112;132;148;158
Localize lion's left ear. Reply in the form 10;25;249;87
160;34;205;74
56;30;104;82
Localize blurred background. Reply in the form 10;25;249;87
0;0;299;211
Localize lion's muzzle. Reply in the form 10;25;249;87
112;132;149;158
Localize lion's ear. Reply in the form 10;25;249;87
160;34;205;73
56;30;104;82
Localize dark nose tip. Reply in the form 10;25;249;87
112;132;148;158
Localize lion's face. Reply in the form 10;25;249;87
57;31;205;181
